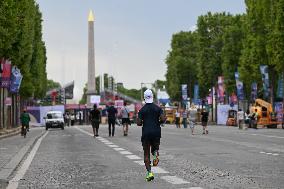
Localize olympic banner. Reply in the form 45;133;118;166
0;59;12;88
234;72;245;100
181;84;188;101
193;84;199;104
251;82;257;102
217;76;225;103
277;75;284;98
260;65;270;98
10;66;23;93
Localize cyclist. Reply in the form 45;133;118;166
20;109;30;136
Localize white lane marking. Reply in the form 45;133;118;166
108;145;119;148
104;142;114;145
7;131;49;189
126;155;141;160
119;151;132;155
260;151;266;154
161;176;190;184
134;160;145;166
272;153;279;156
266;153;272;155
249;133;284;139
75;126;93;136
188;187;203;189
0;147;8;150
113;148;125;151
152;167;169;174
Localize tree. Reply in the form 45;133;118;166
46;79;61;91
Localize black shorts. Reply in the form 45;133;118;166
141;137;160;147
92;120;100;128
122;118;130;124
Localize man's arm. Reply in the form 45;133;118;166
137;110;143;126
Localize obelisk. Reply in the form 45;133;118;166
87;10;96;106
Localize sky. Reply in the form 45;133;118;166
36;0;246;101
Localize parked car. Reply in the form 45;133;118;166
45;111;64;130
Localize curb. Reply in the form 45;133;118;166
0;130;46;189
0;128;22;140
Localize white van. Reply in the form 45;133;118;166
45;111;64;130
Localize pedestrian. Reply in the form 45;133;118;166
237;109;244;129
137;89;166;182
245;109;250;128
251;109;259;129
189;108;197;135
70;113;75;126
66;112;70;126
107;102;118;137
90;104;101;137
175;109;181;128
182;109;188;129
201;109;209;134
20;109;30;135
121;102;130;136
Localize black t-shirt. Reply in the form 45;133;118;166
90;109;101;120
138;103;163;140
201;111;209;122
107;106;117;119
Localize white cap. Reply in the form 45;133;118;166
144;89;153;103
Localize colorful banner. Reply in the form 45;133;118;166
251;82;257;102
181;84;188;101
260;65;270;98
217;76;225;103
0;59;12;88
234;72;245;100
277;75;284;98
9;66;23;93
274;102;283;122
193;84;199;104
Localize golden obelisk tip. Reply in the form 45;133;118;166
88;10;94;22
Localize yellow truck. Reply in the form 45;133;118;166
250;99;280;128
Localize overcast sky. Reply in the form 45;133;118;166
36;0;246;101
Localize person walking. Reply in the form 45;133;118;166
20;109;30;135
121;102;130;136
245;109;250;128
90;104;101;137
251;109;259;129
182;109;188;129
201;109;209;134
137;89;166;182
107;102;117;137
237;109;244;129
189;108;197;135
175;109;181;128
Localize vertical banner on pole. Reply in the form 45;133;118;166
217;76;225;103
193;84;199;104
260;65;270;98
251;82;258;102
0;60;11;88
234;72;244;100
277;75;284;98
181;84;188;106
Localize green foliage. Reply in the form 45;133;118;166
46;79;61;91
165;31;198;100
0;0;47;99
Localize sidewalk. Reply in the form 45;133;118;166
0;127;21;140
0;128;45;189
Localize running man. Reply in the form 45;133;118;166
137;89;166;182
107;102;118;137
121;102;130;136
90;104;101;137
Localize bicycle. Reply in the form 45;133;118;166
21;125;27;138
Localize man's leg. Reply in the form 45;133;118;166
108;121;111;136
112;121;115;136
143;142;151;172
96;123;99;136
151;138;160;166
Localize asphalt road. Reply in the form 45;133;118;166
5;124;284;189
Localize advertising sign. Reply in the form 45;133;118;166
260;65;270;98
217;104;238;125
274;102;283;122
90;95;101;104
